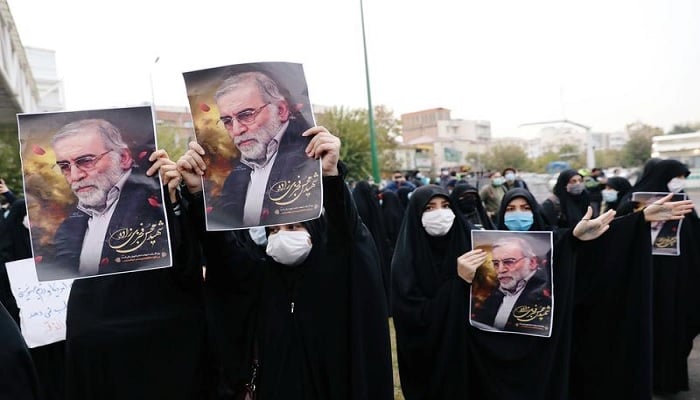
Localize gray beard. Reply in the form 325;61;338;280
72;162;125;211
235;108;282;161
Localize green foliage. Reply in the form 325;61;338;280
0;125;24;195
668;122;700;135
622;122;662;167
155;124;192;162
594;149;624;168
315;105;399;181
478;144;531;172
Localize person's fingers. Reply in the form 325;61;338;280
188;141;205;155
145;156;175;177
580;206;593;221
148;149;169;162
652;193;674;205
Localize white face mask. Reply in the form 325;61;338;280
421;208;455;237
265;230;312;266
667;177;686;193
248;226;268;246
601;189;618;203
22;215;29;229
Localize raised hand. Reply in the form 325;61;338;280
573;206;616;241
147;149;180;202
176;141;207;193
457;249;488;284
643;193;695;222
302;126;341;176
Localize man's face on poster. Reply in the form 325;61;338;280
492;241;537;292
53;130;126;209
216;83;287;162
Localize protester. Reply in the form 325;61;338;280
585;167;606;216
449;183;494;230
480;172;508;224
379;189;404;257
384;171;416;192
0;181;24;322
353;180;392;306
392;180;694;398
396;186;413;210
177;127;393;400
541;169;590;229
616;158;700;395
0;301;41;400
502;167;529;191
63;150;208;400
600;176;632;212
496;188;552;233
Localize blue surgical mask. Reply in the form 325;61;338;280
492;177;505;186
504;211;534;231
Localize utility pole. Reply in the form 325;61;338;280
360;0;380;183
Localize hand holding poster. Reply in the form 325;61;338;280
5;258;73;348
469;230;554;337
17;106;173;281
631;191;687;256
182;62;322;230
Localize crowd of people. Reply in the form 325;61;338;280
0;73;698;399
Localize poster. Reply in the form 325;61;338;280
469;230;554;337
631;191;687;256
17;106;172;281
182;61;322;231
5;258;73;348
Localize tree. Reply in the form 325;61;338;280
478;144;530;172
155;123;191;162
622;122;662;167
314;105;399;181
594;149;624;168
0;125;24;195
668;122;700;135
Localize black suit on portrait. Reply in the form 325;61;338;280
209;116;321;229
38;172;170;281
471;268;552;335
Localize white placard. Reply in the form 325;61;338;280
5;258;73;348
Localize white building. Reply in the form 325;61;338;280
24;47;65;112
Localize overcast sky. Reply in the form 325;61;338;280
7;0;700;137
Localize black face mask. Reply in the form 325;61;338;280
458;198;477;214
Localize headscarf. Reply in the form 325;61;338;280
603;176;632;211
396;186;412;210
618;159;691;215
391;184;471;398
551;168;590;227
450;183;494;230
496;188;549;232
379;189;404;251
352;181;391;300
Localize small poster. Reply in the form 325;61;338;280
469;230;554;337
182;62;322;231
631;191;687;256
17;106;172;281
5;258;73;348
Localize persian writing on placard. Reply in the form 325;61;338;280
5;258;73;347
